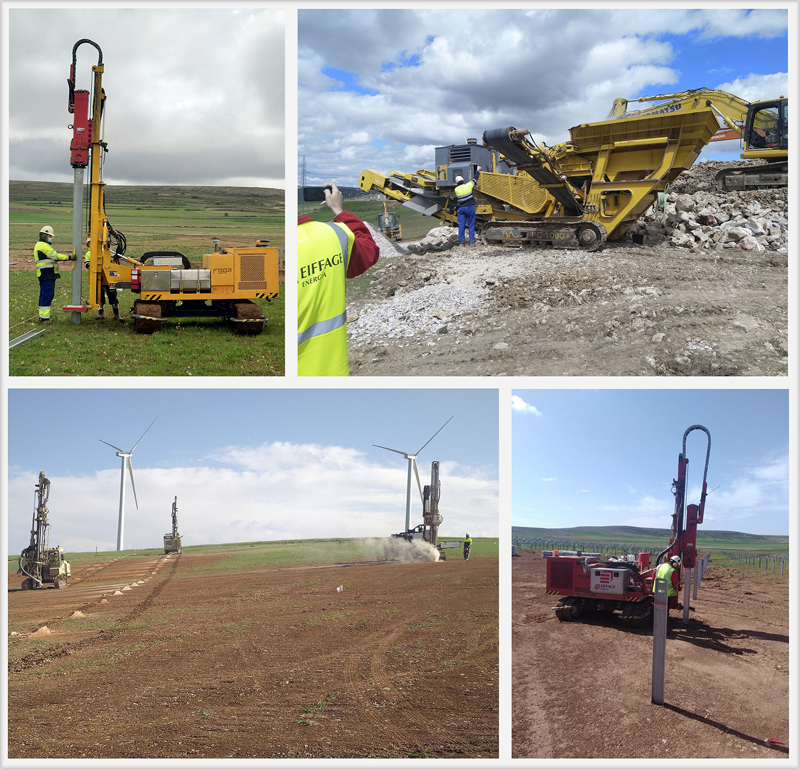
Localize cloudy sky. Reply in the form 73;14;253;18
512;389;789;536
298;8;790;186
7;8;285;187
7;388;498;554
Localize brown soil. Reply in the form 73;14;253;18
348;240;787;376
512;550;789;758
8;552;498;759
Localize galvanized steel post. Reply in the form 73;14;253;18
682;567;692;625
652;577;668;705
71;167;84;324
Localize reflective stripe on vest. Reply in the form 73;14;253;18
454;180;476;207
655;562;677;596
35;241;68;278
297;220;354;376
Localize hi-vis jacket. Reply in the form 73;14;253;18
298;220;355;376
34;240;70;281
454;179;477;207
654;561;678;597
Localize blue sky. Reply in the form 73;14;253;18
298;8;791;186
512;389;789;536
7;388;499;553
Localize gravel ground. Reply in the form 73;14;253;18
347;161;788;377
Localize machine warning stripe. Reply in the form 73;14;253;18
143;294;163;301
545;590;563;595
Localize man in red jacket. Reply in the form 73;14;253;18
298;183;379;375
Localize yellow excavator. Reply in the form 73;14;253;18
608;88;788;191
67;39;281;333
360;88;786;251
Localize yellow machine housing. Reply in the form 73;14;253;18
128;244;281;334
609;88;788;190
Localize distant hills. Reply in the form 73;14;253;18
9;180;284;212
512;524;787;546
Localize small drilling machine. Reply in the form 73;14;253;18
18;471;72;590
546;425;711;626
163;496;183;554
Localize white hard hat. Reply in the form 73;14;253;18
455;176;464;183
41;226;55;236
670;556;681;566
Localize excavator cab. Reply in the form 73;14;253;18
744;98;788;155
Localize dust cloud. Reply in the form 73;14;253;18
357;537;440;563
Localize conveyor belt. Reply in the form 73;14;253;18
482;126;583;216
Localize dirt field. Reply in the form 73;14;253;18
8;550;498;759
512;550;789;759
347;239;787;377
347;163;788;377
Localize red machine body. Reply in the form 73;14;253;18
546;425;711;627
68;86;92;168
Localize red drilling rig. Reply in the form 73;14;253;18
546;425;711;627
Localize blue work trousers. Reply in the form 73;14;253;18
457;205;476;244
38;278;56;308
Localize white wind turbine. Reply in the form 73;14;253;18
374;416;454;532
100;418;156;551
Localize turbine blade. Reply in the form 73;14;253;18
413;459;424;502
130;417;157;453
99;439;125;452
127;457;139;510
373;444;409;457
416;415;454;455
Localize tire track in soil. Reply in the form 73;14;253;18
338;626;419;749
8;555;178;673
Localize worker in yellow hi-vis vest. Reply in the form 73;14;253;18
655;555;681;609
298;183;379;376
34;225;76;323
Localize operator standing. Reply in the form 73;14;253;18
84;237;122;321
655;556;681;609
298;183;380;376
34;226;75;324
463;533;472;560
454;165;481;246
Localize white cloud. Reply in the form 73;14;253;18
511;395;542;416
8;443;499;554
9;9;285;187
541;477;558;483
298;9;787;185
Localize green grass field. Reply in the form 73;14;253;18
512;525;788;554
9;181;285;376
300;198;438;241
7;537;499;576
300;197;441;305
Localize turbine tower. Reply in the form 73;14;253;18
100;418;156;551
374;416;454;532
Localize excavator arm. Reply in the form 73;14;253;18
609;88;751;138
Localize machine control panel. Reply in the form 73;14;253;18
590;568;626;595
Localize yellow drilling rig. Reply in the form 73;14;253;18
65;39;281;333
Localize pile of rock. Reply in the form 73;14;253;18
404;226;459;254
631;161;788;253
